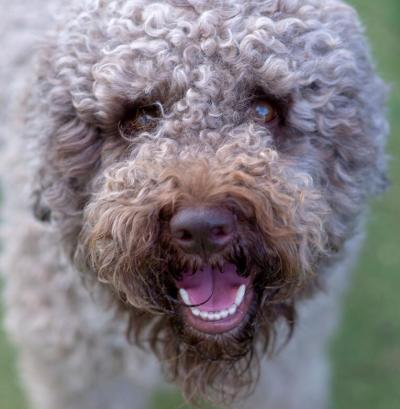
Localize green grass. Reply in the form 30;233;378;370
1;1;399;408
330;1;400;408
0;297;28;409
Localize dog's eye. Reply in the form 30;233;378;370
119;104;161;136
252;99;277;124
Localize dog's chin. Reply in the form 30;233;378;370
176;262;256;335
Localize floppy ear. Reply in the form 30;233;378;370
31;124;102;219
29;112;103;227
26;36;104;243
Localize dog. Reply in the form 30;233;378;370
1;0;388;408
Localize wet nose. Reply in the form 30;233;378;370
170;207;236;255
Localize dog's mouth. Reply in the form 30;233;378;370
176;262;254;334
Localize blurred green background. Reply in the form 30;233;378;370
1;0;399;408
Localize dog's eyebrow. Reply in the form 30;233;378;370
251;86;287;102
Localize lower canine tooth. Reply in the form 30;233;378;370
179;289;191;305
235;285;246;306
220;310;229;319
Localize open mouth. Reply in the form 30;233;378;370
176;263;254;334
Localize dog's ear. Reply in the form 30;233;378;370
31;117;103;230
25;32;104;233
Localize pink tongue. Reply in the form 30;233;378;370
177;263;249;312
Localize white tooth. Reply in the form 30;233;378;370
214;312;222;320
191;308;201;317
200;311;209;320
208;312;216;321
179;289;191;305
228;304;237;315
220;310;229;319
235;285;246;306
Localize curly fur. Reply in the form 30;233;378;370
1;0;388;408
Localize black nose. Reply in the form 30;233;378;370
170;207;236;255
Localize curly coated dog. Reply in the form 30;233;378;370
1;0;388;408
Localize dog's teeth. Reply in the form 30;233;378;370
235;284;246;306
191;308;201;317
195;305;239;321
179;289;191;306
228;304;237;315
192;302;241;321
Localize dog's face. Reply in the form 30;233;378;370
31;0;387;404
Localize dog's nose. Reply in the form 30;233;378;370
170;207;235;254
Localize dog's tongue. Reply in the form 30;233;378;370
177;263;249;312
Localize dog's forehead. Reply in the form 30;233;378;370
87;0;356;103
98;0;348;57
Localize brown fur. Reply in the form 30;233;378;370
76;149;328;404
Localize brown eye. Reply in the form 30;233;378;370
119;103;161;137
252;99;277;124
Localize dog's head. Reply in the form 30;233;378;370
29;0;387;404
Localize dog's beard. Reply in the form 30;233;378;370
117;235;298;406
127;289;296;406
78;154;329;405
